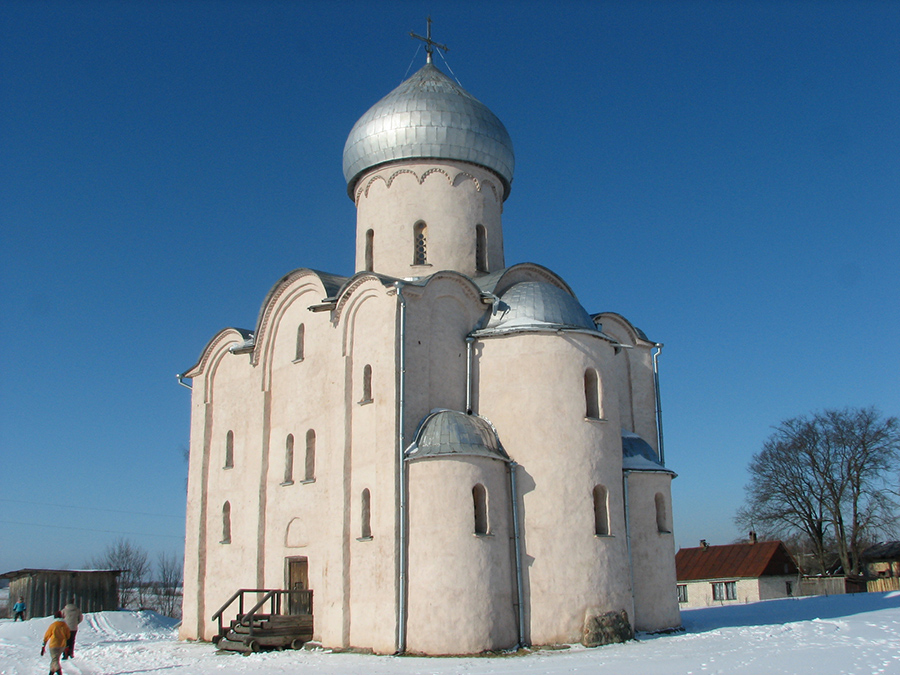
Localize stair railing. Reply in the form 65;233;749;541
211;589;314;642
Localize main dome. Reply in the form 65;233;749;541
342;63;515;199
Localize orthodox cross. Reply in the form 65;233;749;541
410;17;448;64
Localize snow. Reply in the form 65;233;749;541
3;593;900;674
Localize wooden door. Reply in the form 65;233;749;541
286;558;310;615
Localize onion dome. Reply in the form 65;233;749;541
483;281;597;333
343;63;515;199
406;410;508;462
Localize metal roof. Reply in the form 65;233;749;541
675;541;798;582
481;281;597;334
621;430;674;473
343;63;515;198
406;409;509;462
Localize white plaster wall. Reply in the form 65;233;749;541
626;472;681;631
354;162;504;279
759;575;798;600
406;456;517;654
476;331;633;645
678;578;762;609
181;332;265;641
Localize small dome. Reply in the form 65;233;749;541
484;281;596;333
343;63;515;198
406;410;508;461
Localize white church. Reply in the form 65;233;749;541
179;32;681;655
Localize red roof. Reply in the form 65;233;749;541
675;541;798;581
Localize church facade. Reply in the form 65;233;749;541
180;52;681;655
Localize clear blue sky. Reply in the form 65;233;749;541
2;1;898;574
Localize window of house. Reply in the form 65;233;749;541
712;581;737;601
786;581;793;596
224;430;234;469
304;429;316;482
593;484;610;536
475;224;487;273
473;483;488;535
360;488;372;540
295;324;305;362
677;584;688;603
365;229;374;271
413;221;427;265
360;364;373;403
221;501;232;544
655;492;669;533
584;368;601;419
283;434;294;485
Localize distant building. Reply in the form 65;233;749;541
675;540;799;608
861;541;900;579
179;42;681;654
0;569;120;619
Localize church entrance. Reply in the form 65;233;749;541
285;557;310;615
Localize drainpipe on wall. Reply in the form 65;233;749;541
176;374;192;390
651;344;665;466
508;460;526;648
622;470;637;629
395;282;409;655
465;337;475;414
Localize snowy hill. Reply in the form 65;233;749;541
2;593;900;674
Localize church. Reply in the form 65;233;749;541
179;32;681;655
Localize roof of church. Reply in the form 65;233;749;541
406;409;509;462
621;430;673;473
342;63;515;199
479;281;598;334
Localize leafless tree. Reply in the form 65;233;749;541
153;551;183;618
737;407;900;575
88;538;151;608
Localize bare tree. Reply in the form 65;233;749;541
88;538;151;609
737;407;900;575
154;552;183;619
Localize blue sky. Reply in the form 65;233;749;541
1;0;898;574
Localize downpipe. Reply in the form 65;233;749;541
508;461;526;648
652;344;665;466
395;282;409;654
623;470;637;630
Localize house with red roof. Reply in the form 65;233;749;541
675;539;800;608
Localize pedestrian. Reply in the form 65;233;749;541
41;610;71;675
12;596;26;621
62;599;83;660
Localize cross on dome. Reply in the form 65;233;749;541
409;17;448;64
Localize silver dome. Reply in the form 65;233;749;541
342;63;515;199
483;281;597;333
406;410;508;462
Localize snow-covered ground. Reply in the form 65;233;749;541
2;592;900;674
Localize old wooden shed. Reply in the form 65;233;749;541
1;569;120;619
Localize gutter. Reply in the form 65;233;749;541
395;282;409;654
651;344;665;466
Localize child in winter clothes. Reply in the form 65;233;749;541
12;597;26;620
42;611;71;675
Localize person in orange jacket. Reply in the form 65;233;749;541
41;611;71;675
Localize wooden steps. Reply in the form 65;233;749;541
218;614;314;652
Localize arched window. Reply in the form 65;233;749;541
295;324;305;361
305;429;316;482
584;368;601;419
475;224;488;273
360;488;372;539
283;434;294;484
593;484;610;536
473;483;488;535
221;501;232;544
365;229;374;271
361;364;373;403
224;430;234;469
413;221;427;265
655;493;669;533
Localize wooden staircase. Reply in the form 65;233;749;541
212;588;313;652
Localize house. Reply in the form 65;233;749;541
675;540;799;608
178;39;681;655
0;569;120;619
